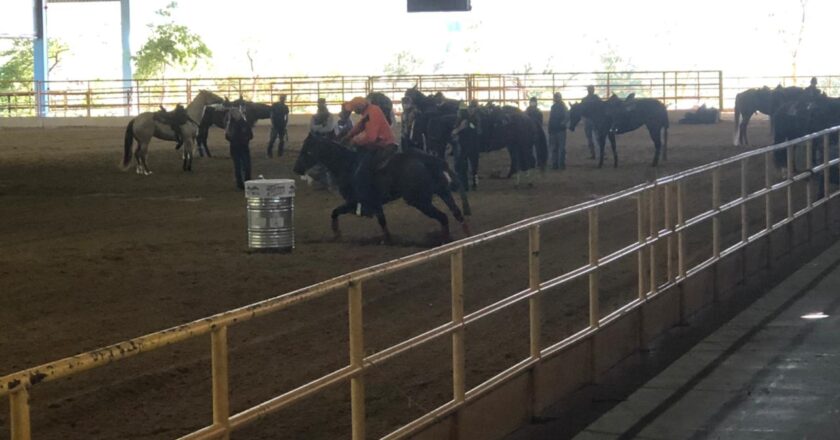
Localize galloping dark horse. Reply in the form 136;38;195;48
293;134;471;243
734;85;807;146
606;94;669;166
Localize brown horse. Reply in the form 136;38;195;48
122;90;225;175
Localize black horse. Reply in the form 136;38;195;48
606;94;670;166
478;105;548;179
196;97;272;156
772;95;840;171
404;86;461;114
734;85;807;146
293;134;471;243
569;99;618;168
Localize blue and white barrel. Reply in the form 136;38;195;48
244;179;295;251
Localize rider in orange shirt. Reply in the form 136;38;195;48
341;97;396;216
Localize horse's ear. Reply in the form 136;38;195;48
626;93;636;101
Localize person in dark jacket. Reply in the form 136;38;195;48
266;94;289;158
224;106;253;190
548;92;568;170
525;96;544;132
582;85;600;159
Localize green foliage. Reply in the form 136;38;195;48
133;2;212;79
0;38;69;91
595;45;642;98
383;51;423;76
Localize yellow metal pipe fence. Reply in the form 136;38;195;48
2;125;840;439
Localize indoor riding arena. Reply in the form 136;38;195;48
4;1;840;440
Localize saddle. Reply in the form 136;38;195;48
154;105;189;127
373;145;398;170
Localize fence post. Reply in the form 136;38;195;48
787;144;794;221
806;139;814;209
718;71;724;111
86;83;92;118
765;152;773;231
637;190;647;298
211;326;230;439
677;181;686;279
10;387;31;440
649;186;659;293
529;225;541;358
741;159;748;243
713;167;721;258
348;280;365;440
451;250;466;403
589;208;600;328
665;183;674;283
824;135;831;203
605;72;611;97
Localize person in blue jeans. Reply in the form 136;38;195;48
225;106;253;190
266;94;289;158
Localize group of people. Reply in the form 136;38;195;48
522;85;601;170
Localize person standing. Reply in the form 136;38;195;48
548;92;568;170
310;97;336;136
582;85;600;159
525;96;544;132
266;94;289;158
224;106;253;190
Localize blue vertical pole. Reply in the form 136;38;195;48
121;0;133;115
33;0;49;117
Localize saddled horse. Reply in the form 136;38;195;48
569;98;618;168
367;92;394;125
772;95;840;173
606;94;670;166
293;134;471;244
404;86;461;114
478;105;548;181
734;85;807;146
122;89;225;174
196;96;272;156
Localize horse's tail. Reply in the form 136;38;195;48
733;93;742;146
122;119;135;168
535;128;548;170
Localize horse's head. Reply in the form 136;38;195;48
568;102;582;131
197;90;225;106
294;133;340;175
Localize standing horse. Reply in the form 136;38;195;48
293;134;471;244
196;97;272;156
606;94;670;166
122;90;224;174
478;105;547;181
734;85;807;146
569;99;618;168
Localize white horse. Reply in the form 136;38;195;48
122;90;225;175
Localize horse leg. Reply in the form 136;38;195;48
607;132;618;168
133;140;143;174
374;210;392;244
740;113;752;146
468;144;479;190
408;198;451;243
438;190;471;237
596;132;606;168
506;146;518;179
330;202;356;240
648;125;662;167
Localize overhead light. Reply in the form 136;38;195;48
801;312;829;320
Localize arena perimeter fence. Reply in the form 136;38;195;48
2;123;840;439
0;70;728;117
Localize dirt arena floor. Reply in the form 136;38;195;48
0;116;782;439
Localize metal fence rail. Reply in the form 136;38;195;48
0;70;721;117
2;125;839;439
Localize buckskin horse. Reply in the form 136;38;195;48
293;134;471;244
122;90;225;174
